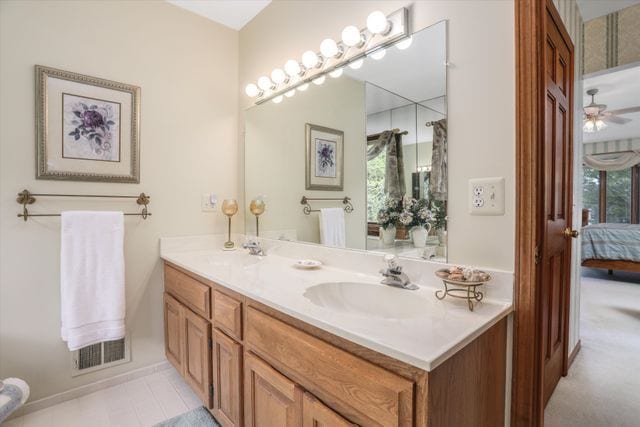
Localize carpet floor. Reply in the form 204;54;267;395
545;268;640;427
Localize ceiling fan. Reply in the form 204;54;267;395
583;88;640;133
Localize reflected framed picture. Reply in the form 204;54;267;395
35;65;141;183
305;123;344;191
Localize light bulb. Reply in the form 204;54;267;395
312;76;326;85
285;89;295;98
371;49;386;60
583;120;595;133
329;68;343;78
320;38;340;58
367;11;390;34
396;36;413;50
595;119;607;131
302;50;320;69
298;83;309;91
342;25;363;47
272;95;283;104
257;76;273;91
270;68;286;84
348;59;364;69
245;83;260;97
284;59;301;77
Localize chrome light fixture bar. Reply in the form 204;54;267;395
246;8;410;105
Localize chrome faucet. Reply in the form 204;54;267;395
242;240;265;256
380;254;418;290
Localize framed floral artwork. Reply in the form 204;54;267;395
305;123;344;191
35;65;141;182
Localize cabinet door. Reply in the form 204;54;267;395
303;392;358;427
163;293;183;374
213;329;242;427
244;352;302;427
184;308;212;407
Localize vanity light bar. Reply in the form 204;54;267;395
245;8;410;105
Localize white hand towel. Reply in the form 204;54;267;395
61;211;125;351
319;208;346;248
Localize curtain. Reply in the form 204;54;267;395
367;130;406;199
385;133;405;199
583;150;640;171
429;119;448;201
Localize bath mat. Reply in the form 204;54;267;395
153;406;220;427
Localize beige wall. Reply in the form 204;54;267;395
245;76;366;249
0;0;238;400
240;0;516;271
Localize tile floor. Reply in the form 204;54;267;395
3;367;202;427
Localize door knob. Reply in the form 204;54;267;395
563;228;579;238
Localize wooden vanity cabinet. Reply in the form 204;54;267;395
244;352;303;427
213;329;243;427
163;261;508;427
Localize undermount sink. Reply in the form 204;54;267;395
303;282;426;319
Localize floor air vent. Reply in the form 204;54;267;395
72;336;130;376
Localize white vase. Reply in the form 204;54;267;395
380;226;396;246
411;224;431;248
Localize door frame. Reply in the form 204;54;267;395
513;0;574;425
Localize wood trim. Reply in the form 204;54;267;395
632;165;639;223
567;340;581;370
581;258;640;273
513;0;545;425
599;170;607;223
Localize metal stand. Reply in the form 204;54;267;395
435;280;485;311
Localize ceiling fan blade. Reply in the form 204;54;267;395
602;115;632;124
605;106;640;115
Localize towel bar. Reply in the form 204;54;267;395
300;196;353;215
16;189;151;221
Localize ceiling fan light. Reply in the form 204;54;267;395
583;120;595;133
595;119;607;131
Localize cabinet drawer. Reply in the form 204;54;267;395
246;307;414;427
164;265;211;318
213;290;242;340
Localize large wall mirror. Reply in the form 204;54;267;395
244;20;448;261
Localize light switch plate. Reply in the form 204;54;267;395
201;193;217;212
469;177;505;215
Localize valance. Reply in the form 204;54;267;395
583;150;640;171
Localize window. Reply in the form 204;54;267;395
582;165;639;224
367;151;386;222
582;166;600;224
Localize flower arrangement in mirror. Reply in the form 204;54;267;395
400;196;434;248
377;197;402;245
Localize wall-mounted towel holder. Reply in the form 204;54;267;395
300;196;353;215
16;189;151;221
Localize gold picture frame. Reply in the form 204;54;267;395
305;123;344;191
35;65;141;183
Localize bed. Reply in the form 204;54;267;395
581;223;640;273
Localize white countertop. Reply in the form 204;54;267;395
160;235;513;372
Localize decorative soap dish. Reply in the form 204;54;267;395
294;259;322;269
435;267;491;311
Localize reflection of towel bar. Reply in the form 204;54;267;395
16;189;151;221
300;196;354;215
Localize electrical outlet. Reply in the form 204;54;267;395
469;177;505;215
201;193;217;212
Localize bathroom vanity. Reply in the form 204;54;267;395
161;237;512;427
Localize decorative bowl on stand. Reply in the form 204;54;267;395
434;268;491;311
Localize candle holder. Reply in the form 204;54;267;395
222;199;238;250
249;199;266;237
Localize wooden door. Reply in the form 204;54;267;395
541;3;574;406
244;352;302;427
163;293;184;374
213;328;242;427
302;392;357;427
184;308;212;407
